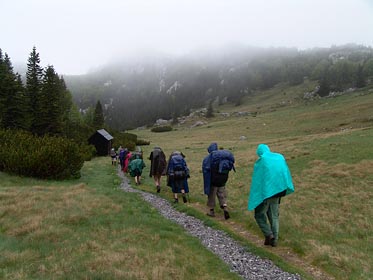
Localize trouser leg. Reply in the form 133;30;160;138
254;200;273;238
267;197;280;242
207;186;217;209
216;186;227;207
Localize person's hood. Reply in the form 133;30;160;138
256;144;270;157
207;143;218;154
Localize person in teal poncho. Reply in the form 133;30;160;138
248;144;294;247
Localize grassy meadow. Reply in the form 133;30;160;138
0;158;243;279
132;81;373;280
1;80;372;279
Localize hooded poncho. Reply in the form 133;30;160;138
248;144;294;211
202;143;218;195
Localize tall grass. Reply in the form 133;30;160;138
0;158;241;279
133;85;373;280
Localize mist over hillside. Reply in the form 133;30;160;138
65;44;373;130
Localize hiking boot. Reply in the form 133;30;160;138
271;238;278;247
156;185;160;193
174;198;178;203
182;196;187;203
206;209;215;217
264;234;275;246
224;210;230;220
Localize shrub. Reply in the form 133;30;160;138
80;144;97;161
0;129;84;179
151;126;173;133
136;139;150;146
112;131;137;151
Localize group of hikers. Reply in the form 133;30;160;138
110;142;294;248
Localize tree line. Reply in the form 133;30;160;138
0;46;107;141
66;44;373;130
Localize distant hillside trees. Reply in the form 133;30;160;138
65;44;373;130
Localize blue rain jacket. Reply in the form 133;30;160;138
248;144;294;211
202;143;218;195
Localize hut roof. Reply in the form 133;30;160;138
96;129;113;141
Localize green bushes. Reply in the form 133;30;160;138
151;126;173;133
112;131;137;150
0;129;84;179
136;138;150;146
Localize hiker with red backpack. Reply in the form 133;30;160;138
202;142;235;220
166;151;189;203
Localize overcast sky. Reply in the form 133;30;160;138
2;0;373;75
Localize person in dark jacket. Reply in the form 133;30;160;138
202;142;234;220
148;147;167;193
167;151;189;203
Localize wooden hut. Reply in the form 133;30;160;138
88;129;114;156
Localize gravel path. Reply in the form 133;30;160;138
118;171;301;280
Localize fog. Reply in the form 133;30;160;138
2;0;373;75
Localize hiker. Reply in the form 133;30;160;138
110;148;117;165
202;142;235;220
166;151;189;203
122;149;132;173
248;144;295;247
148;147;167;193
128;152;146;185
118;147;126;168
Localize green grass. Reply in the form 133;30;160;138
0;158;242;279
133;84;373;280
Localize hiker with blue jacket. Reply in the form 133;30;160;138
166;151;189;203
202;142;235;220
248;144;295;247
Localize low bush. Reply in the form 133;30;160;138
136;139;150;146
112;131;137;150
0;129;84;179
151;126;173;133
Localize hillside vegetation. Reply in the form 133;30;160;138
132;81;373;280
66;44;373;130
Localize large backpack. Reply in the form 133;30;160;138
169;154;187;180
210;150;235;187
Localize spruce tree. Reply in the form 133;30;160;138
93;100;104;128
206;99;214;118
26;46;43;134
36;65;62;135
356;64;366;88
1;54;25;128
0;52;27;129
0;49;6;123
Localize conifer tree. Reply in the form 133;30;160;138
35;65;62;135
0;49;6;122
356;64;366;88
0;52;27;129
93;100;104;128
26;46;43;134
206;99;214;118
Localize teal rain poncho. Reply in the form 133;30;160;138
248;144;294;211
